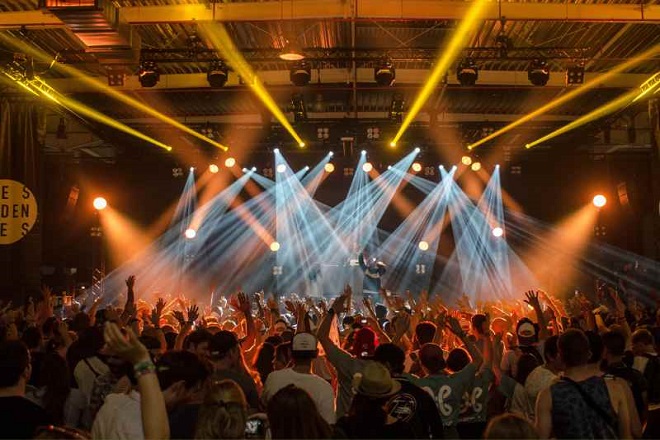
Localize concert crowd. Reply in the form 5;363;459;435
0;273;658;439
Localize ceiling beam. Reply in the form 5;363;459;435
44;68;651;93
119;0;660;23
116;112;577;125
1;1;658;29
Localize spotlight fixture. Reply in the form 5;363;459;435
209;164;219;174
251;166;257;172
137;61;160;88
411;162;422;172
457;58;478;86
362;162;373;172
207;60;229;88
418;241;429;251
107;70;125;87
492;227;504;237
290;61;311;86
471;162;482;171
273;148;280;154
324;163;335;173
528;59;550;86
414;147;421;153
224;157;236;168
389;141;396;148
593;194;607;208
328;151;334;157
279;41;305;61
270;241;281;252
93;197;107;211
276;164;287;173
184;228;197;239
367;127;380;140
566;64;585;86
299;141;306;148
361;150;367;155
374;58;395;87
461;156;473;166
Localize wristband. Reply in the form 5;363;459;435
133;360;156;379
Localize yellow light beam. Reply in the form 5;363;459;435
199;23;305;147
28;76;172;151
391;0;488;146
0;32;227;151
469;43;660;150
525;74;660;149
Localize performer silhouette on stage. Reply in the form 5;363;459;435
359;250;386;298
307;263;323;299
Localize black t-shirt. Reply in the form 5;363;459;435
0;396;51;439
336;416;416;439
388;376;444;439
169;403;200;439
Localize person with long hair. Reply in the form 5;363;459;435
27;352;87;428
194;380;248;439
253;342;275;385
266;385;332;439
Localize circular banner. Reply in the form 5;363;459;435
0;180;38;245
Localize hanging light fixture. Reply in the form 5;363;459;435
290;61;311;86
457;58;478;86
207;60;229;88
528;59;550;86
374;58;396;86
137;60;159;88
279;40;305;61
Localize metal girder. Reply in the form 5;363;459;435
1;1;659;28
45;68;652;93
116;112;577;125
119;0;660;23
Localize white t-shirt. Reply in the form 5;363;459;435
91;391;143;440
262;367;336;424
524;365;558;420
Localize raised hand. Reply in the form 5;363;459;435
104;322;150;365
125;275;136;290
151;298;165;327
331;287;350;315
393;312;411;339
254;292;264;307
524;290;541;310
172;310;186;326
155;298;166;314
446;315;466;337
187;304;200;323
284;300;297;315
266;295;278;311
